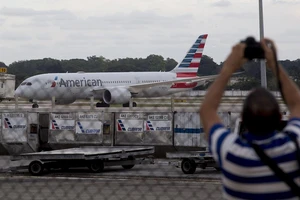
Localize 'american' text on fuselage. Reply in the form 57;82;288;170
57;78;103;87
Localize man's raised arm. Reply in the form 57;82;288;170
261;39;300;119
200;43;246;141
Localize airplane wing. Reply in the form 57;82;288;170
91;72;244;94
127;72;244;93
90;76;210;94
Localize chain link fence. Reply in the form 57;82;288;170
0;76;288;200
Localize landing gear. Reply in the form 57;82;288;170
32;103;39;108
122;102;137;107
96;101;110;107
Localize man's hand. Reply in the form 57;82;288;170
222;43;247;74
261;38;277;71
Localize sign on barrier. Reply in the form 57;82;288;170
50;113;75;130
3;113;26;129
144;120;171;131
2;112;28;143
50;119;75;130
116;119;143;132
76;121;102;134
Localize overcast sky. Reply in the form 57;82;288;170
0;0;299;66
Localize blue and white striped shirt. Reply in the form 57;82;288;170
209;118;300;200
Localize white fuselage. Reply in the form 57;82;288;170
15;71;199;102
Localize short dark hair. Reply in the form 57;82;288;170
242;87;281;134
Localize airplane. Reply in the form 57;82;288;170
14;34;226;108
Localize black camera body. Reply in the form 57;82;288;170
241;37;265;60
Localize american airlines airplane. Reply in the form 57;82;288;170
14;34;221;108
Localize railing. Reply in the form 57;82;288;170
172;90;282;97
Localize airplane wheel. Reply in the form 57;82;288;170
96;102;109;107
96;102;101;107
122;103;129;107
32;103;39;108
123;102;137;107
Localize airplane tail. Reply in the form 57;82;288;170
171;34;208;78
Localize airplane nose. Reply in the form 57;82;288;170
14;87;22;97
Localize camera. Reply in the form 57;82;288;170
241;37;265;60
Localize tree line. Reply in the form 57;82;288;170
1;55;300;90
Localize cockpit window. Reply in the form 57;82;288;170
26;82;32;86
21;82;27;85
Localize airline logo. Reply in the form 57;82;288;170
146;121;154;131
117;120;126;131
51;76;58;87
51;120;60;129
4;118;12;128
176;34;208;78
77;121;84;133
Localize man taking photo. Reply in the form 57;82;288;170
200;38;300;199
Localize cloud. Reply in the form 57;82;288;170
211;0;232;7
272;0;300;4
1;8;194;32
0;31;32;41
55;11;194;31
215;12;256;19
0;7;73;17
36;34;53;41
0;18;5;25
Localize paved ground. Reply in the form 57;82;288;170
0;156;223;200
0;175;223;200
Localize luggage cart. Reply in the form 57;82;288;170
11;146;154;176
166;150;219;174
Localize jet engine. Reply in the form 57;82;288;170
103;87;132;104
54;98;76;105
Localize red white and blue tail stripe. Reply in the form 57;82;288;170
171;34;208;78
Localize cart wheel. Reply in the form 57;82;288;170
122;156;135;169
29;161;44;176
88;160;104;173
181;158;196;174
